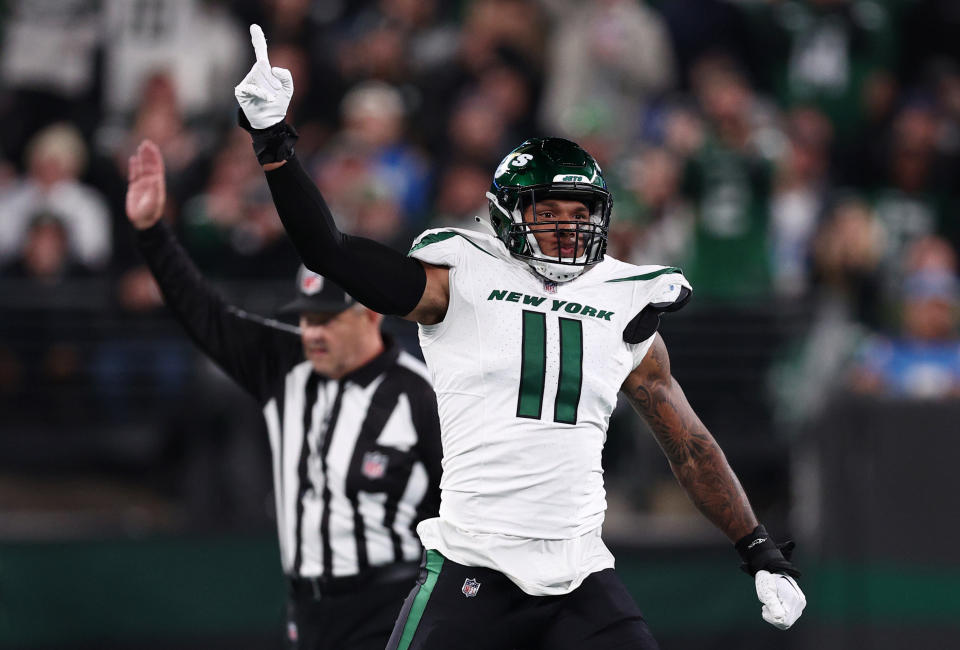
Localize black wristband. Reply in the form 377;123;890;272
735;524;801;579
237;108;298;165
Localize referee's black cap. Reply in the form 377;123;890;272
279;266;356;315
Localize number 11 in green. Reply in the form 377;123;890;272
516;311;583;424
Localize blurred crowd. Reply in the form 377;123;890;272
2;0;960;527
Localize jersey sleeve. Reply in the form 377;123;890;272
643;267;692;312
407;228;468;268
623;267;693;365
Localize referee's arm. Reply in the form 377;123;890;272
127;140;300;402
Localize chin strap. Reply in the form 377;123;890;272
529;259;589;283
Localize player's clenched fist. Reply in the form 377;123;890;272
235;24;293;129
755;570;806;630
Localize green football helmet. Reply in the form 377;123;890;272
487;137;612;282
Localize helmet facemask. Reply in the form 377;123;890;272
487;183;611;283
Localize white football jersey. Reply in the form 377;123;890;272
409;227;690;594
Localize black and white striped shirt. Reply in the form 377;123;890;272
136;222;442;580
265;346;439;577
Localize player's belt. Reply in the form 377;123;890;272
288;561;419;599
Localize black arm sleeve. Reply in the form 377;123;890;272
135;221;302;402
264;155;427;316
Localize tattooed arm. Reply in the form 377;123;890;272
620;333;757;542
622;334;807;629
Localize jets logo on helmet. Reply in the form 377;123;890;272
494;152;534;178
486;137;612;283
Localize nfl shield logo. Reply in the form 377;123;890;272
543;281;558;294
461;578;481;598
287;621;298;642
361;451;389;479
300;269;324;295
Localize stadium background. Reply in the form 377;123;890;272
1;0;959;648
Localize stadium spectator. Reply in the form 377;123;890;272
179;128;297;280
373;0;460;76
121;73;207;195
656;0;759;90
849;265;960;399
338;10;411;85
607;147;693;268
1;214;92;285
867;101;958;286
744;0;903;162
539;0;676;149
475;57;538;147
304;83;427;249
0;123;111;270
769;107;835;297
771;194;887;425
679;55;780;301
0;0;102;163
814;195;892;326
413;0;543;156
0;216;101;426
338;81;431;222
443;92;511;170
429;161;491;231
661;102;706;159
901;0;960;93
100;0;245;120
930;63;960;188
904;234;959;275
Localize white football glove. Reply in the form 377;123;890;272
234;24;293;129
755;569;806;630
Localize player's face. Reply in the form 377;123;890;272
521;198;591;260
299;307;378;378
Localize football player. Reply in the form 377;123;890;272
235;24;806;650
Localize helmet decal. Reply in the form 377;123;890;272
495;152;534;178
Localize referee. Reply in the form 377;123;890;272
125;140;442;650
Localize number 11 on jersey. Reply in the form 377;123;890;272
517;311;583;424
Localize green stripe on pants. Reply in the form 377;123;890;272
397;550;445;650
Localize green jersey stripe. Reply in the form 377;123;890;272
396;550;445;650
605;267;682;283
555;318;583;424
408;231;497;258
517;311;547;419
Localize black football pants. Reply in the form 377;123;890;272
285;578;411;650
386;550;661;650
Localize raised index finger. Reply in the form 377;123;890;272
250;24;269;65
